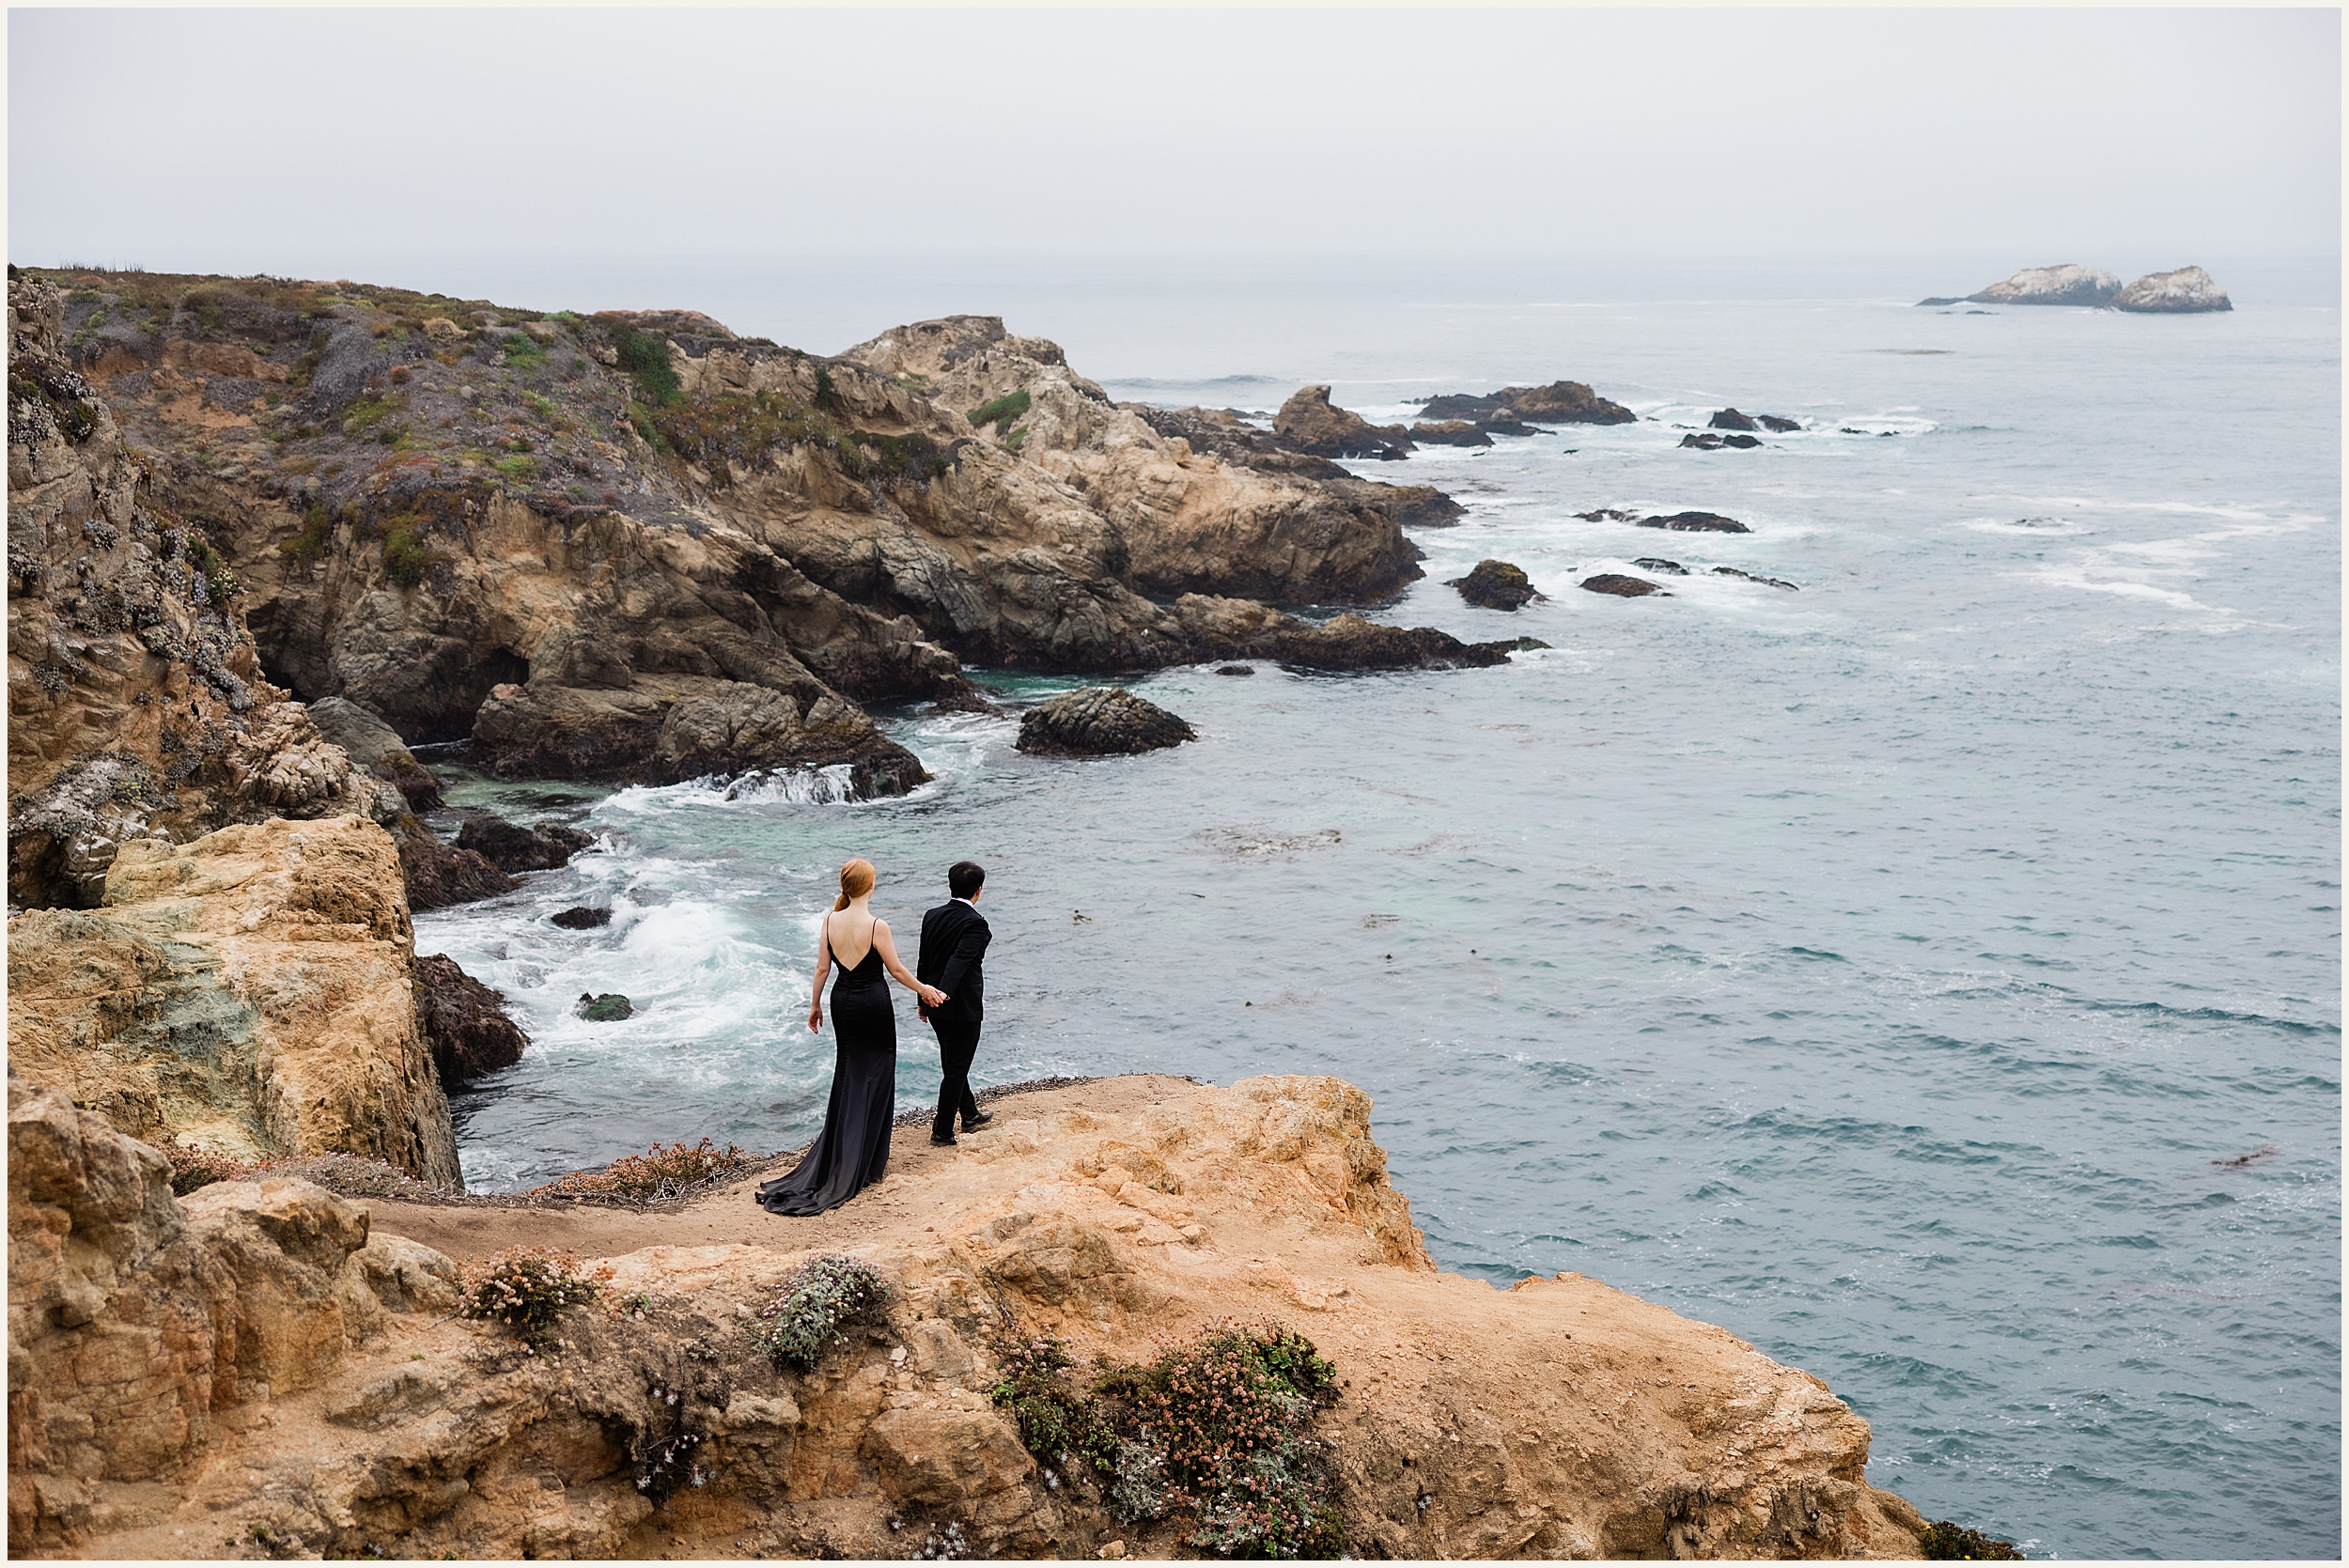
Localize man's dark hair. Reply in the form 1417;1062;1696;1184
948;861;986;900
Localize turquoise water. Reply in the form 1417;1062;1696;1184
418;259;2340;1558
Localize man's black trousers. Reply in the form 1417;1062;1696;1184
930;1017;981;1139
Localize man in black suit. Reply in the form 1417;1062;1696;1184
917;860;994;1146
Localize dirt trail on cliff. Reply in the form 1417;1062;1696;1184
362;1076;1196;1263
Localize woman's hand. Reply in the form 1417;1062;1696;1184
807;1002;823;1033
920;984;948;1009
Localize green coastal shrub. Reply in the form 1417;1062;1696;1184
1919;1521;2025;1560
381;516;446;588
750;1254;888;1372
966;388;1030;432
993;1322;1344;1559
612;324;681;407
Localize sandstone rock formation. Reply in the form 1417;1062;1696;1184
8;1072;1933;1560
1119;404;1463;528
1448;559;1544;611
2111;265;2232;313
843;320;1429;602
5;815;461;1186
412;954;528;1085
1581;573;1668;598
1015;687;1196;758
1269;384;1415;461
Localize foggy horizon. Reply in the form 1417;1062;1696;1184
10;8;2341;285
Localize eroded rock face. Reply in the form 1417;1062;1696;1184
1965;264;2122;306
1015;687;1196;758
2112;265;2232;313
1408;419;1493;448
7;273;394;908
7;1073;1932;1561
305;695;443;809
412;954;527;1084
5;815;461;1186
1270;384;1415;461
1448;559;1543;612
1492;380;1638;425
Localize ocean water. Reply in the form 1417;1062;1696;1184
413;257;2341;1560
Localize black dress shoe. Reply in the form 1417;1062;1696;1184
929;1134;957;1147
963;1110;995;1131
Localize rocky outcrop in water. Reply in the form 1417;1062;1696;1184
551;904;612;929
1269;384;1415;461
1448;559;1543;611
1710;408;1801;433
1680;432;1762;450
1922;263;2122;307
1408;419;1493;448
1641;511;1751;533
4;815;461;1186
412;953;527;1084
1715;566;1800;591
2112;266;2232;313
1015;687;1196;757
455;814;595;874
1581;573;1668;598
7;1072;1934;1560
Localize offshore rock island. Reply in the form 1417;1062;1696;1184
8;264;1951;1558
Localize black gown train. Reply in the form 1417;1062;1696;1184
756;942;896;1216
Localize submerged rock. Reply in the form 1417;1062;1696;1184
1271;385;1414;460
576;992;634;1022
2111;265;2232;314
456;815;596;874
412;954;527;1084
550;905;614;929
1679;431;1762;450
1713;566;1801;591
1017;688;1196;758
1448;559;1544;611
1640;511;1751;534
1579;574;1668;598
1633;557;1690;576
1214;664;1255;676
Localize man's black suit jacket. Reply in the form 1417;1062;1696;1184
917;899;990;1026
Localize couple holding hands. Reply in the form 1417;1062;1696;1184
755;858;994;1217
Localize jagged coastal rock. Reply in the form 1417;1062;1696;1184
1269;383;1415;461
6;1072;1934;1560
412;954;529;1084
1016;686;1196;757
1709;408;1800;433
1680;431;1762;450
2111;265;2232;313
4;815;462;1187
305;695;444;809
454;814;595;874
1448;559;1544;611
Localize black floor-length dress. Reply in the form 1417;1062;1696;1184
756;941;896;1216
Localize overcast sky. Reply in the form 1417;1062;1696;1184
9;7;2341;279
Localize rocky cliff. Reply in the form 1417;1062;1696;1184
6;815;461;1188
8;1072;1934;1560
16;270;1514;813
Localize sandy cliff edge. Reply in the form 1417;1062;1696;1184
8;1070;1928;1560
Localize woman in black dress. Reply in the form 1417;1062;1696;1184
757;859;945;1217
